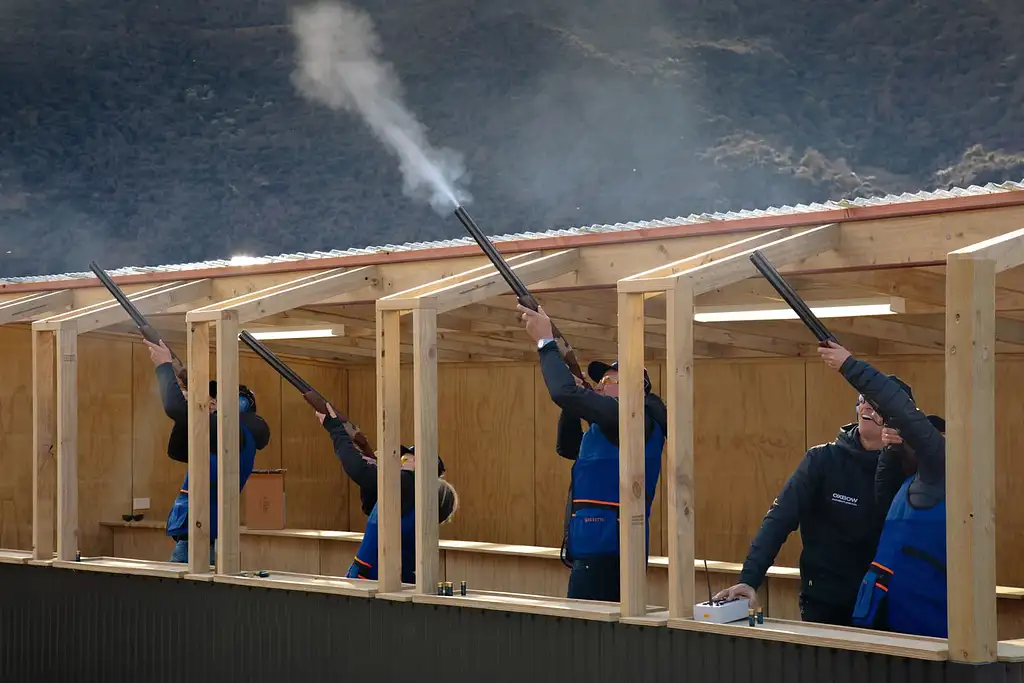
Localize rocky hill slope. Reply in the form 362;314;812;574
1;0;1022;276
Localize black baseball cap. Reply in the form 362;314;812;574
587;360;651;394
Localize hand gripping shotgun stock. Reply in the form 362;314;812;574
89;261;189;385
748;250;839;345
453;205;589;387
237;330;377;462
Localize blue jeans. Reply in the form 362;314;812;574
169;538;216;566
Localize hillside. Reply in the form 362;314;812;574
1;0;1022;277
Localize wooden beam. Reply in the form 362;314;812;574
683;224;842;296
665;277;695;618
377;250;581;312
948;226;1024;273
0;290;74;324
413;308;439;594
617;290;647;618
37;280;214;333
944;241;1006;661
189;266;379;323
187;319;212;575
55;325;78;562
35;281;183;327
376;308;402;592
31;329;56;561
619;228;794;292
215;311;241;575
378;252;539;305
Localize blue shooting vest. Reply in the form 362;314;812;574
166;421;258;541
851;475;947;637
347;504;417;584
565;421;664;560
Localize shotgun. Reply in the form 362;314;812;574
238;330;378;462
453;205;589;387
89;261;188;385
749;250;839;344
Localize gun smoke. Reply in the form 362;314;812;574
289;0;471;214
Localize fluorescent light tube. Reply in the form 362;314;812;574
694;298;903;323
249;328;339;340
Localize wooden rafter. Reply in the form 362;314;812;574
377;249;581;312
188;266;380;323
34;280;214;333
0;290;74;324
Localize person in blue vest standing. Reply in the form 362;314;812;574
818;340;947;637
314;403;458;584
144;340;271;565
517;304;667;602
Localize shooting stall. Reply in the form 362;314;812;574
5;183;1024;681
29;279;215;575
616;216;1024;664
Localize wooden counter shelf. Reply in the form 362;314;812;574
51;556;191;579
669;616;950;661
410;588;623;622
213;570;381;598
0;549;31;564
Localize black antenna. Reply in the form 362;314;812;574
704;559;713;604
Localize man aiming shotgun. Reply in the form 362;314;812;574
714;251;893;624
452;205;667;601
90;262;272;564
238;331;383;517
238;332;458;581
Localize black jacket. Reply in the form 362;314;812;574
322;415;452;520
156;363;270;463
839;358;945;511
537;342;668;456
738;423;883;610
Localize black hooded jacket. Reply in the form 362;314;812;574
737;423;884;610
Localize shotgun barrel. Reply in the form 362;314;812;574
238;330;378;461
748;250;837;343
453;205;589;386
89;261;188;383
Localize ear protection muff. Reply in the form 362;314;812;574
237;385;256;413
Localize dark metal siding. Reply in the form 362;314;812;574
1;563;1021;683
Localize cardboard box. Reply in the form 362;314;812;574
245;469;286;530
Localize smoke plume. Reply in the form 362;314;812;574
290;0;471;214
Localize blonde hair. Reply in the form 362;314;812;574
438;478;460;525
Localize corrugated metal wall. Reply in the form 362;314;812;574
1;564;1020;683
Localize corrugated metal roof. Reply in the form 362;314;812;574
3;179;1023;285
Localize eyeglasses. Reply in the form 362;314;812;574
121;513;144;522
599;375;618;386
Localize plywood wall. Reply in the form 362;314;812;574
4;323;1024;585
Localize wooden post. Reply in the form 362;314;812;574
31;329;56;561
216;311;241;575
376;308;403;592
617;291;647;617
945;253;997;662
55;324;78;562
187;320;212;575
666;278;695;618
412;307;439;593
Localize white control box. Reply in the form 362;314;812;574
693;598;750;624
